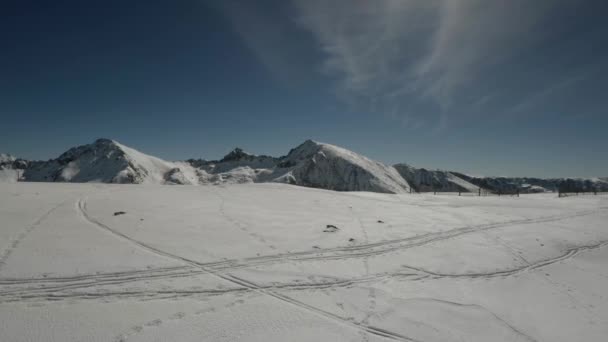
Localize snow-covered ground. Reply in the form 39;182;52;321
1;182;607;342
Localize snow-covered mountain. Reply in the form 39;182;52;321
393;164;479;193
189;148;278;174
21;139;202;185
271;140;411;193
189;140;412;193
451;172;608;193
7;139;412;193
4;138;606;194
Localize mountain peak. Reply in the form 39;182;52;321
5;138;608;194
220;148;254;162
93;138;117;146
298;139;320;148
284;140;323;159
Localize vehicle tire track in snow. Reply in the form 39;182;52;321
77;197;416;341
0;200;68;272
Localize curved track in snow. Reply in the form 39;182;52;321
0;200;69;272
202;206;606;271
2;198;606;302
75;197;417;341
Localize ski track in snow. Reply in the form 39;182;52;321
0;198;608;341
1;189;607;342
74;196;416;341
348;204;378;342
4;235;607;304
214;189;278;250
201;206;606;271
1;197;606;303
400;298;538;342
113;297;249;342
400;239;608;279
0;199;69;272
0;272;425;303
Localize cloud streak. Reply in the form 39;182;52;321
293;0;570;129
219;0;594;130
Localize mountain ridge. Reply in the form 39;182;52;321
2;139;415;193
2;138;606;194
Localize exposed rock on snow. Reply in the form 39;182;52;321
324;224;339;232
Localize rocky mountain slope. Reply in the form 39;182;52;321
5;139;412;193
272;140;411;193
191;140;413;193
4;139;606;194
21;139;202;185
393;164;479;193
452;173;608;193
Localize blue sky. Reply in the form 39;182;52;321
1;0;607;178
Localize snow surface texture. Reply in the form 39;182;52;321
1;182;607;341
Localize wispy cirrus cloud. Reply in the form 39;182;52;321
292;0;574;129
220;0;594;130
